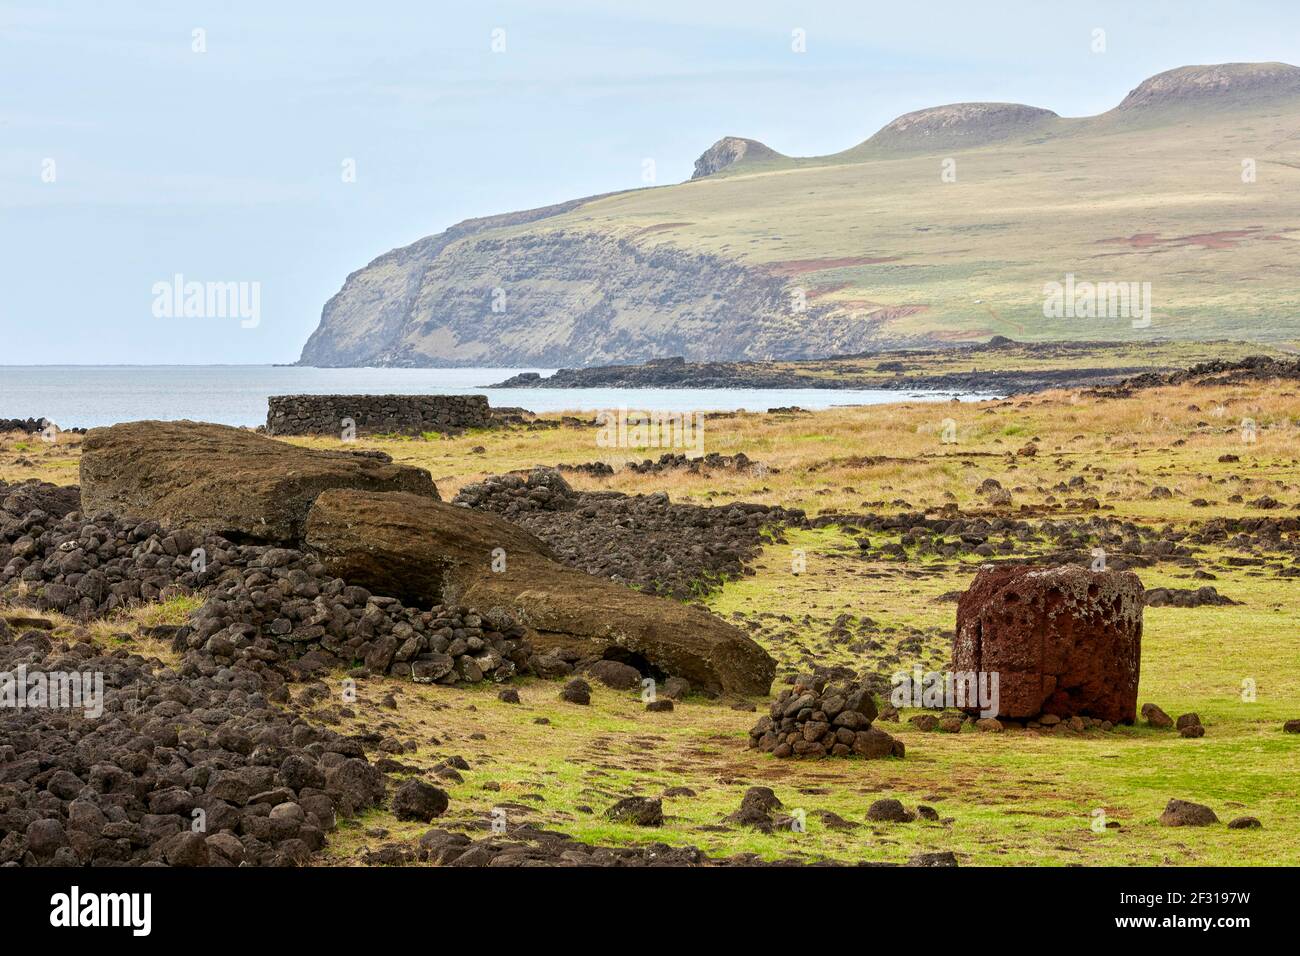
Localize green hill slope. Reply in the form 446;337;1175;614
299;62;1300;367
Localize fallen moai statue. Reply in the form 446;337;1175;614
303;488;776;696
79;420;438;544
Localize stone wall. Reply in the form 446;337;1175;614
266;394;493;436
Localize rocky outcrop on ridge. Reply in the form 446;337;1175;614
691;137;783;179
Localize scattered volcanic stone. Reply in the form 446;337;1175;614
1227;816;1262;830
1284;720;1300;734
605;797;663;827
560;678;591;705
866;799;915;823
624;451;769;476
184;560;533;687
1159;799;1219;827
391;780;450;822
908;851;958;866
452;467;804;600
954;564;1143;723
371;824;840;867
1141;703;1174;728
0;623;382;867
1098;356;1300;395
0;496;535;690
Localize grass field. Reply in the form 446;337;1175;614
3;372;1298;865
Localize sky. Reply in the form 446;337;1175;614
3;0;1300;365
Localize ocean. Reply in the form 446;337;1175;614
0;366;992;430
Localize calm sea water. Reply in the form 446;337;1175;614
0;366;992;430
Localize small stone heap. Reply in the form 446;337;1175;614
556;461;615;477
0;416;78;434
2;507;235;618
0;480;82;521
748;677;904;759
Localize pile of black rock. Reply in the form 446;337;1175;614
0;480;82;520
0;419;48;435
182;557;534;685
2;509;230;619
0;482;536;689
0;486;536;867
0;619;389;866
556;461;616;477
0;419;85;436
624;452;772;475
453;468;805;598
748;677;904;760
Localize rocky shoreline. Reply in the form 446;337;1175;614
487;341;1176;395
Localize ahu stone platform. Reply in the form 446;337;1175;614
266;394;493;437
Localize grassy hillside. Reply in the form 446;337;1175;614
529;98;1300;343
300;63;1300;367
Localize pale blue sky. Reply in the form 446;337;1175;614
3;0;1298;364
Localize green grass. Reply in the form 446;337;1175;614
308;510;1298;866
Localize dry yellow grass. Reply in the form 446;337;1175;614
246;380;1300;524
